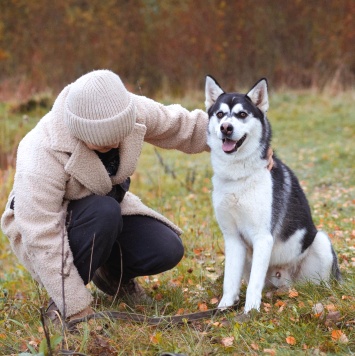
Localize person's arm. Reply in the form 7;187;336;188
133;94;210;153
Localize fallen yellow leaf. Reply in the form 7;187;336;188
176;308;185;315
325;304;337;312
221;336;234;347
331;329;343;340
275;300;286;307
286;336;296;345
339;334;349;344
198;302;208;311
331;329;348;343
210;297;219;305
150;332;162;344
288;289;299;298
193;248;204;256
342;295;353;300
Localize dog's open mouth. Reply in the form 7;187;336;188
222;134;247;153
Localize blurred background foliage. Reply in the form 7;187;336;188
0;0;354;101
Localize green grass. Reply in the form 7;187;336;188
0;90;355;355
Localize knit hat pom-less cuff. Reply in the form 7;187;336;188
64;70;136;147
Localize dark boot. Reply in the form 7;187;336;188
92;265;152;304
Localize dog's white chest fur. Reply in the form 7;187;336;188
212;167;273;246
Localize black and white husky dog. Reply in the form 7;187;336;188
205;76;341;313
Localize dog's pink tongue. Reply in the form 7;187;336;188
222;139;237;153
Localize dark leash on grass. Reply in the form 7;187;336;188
52;305;239;356
66;303;239;331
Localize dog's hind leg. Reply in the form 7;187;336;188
297;231;337;283
218;234;246;309
244;233;274;313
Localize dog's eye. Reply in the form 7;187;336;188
236;111;248;119
216;111;224;119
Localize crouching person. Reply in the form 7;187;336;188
1;70;210;322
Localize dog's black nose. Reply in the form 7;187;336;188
220;122;233;135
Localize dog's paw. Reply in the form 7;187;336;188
243;300;261;314
218;296;239;309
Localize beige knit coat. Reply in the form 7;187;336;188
1;84;209;317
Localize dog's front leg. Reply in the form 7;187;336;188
244;234;273;313
218;234;246;309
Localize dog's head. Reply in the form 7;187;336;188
205;76;269;155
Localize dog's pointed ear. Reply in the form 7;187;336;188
205;75;224;110
246;78;269;114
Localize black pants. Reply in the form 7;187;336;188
66;195;184;285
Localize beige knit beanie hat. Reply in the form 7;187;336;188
64;70;136;146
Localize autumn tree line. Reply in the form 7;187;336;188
0;0;354;100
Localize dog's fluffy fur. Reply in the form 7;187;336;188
205;76;341;313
